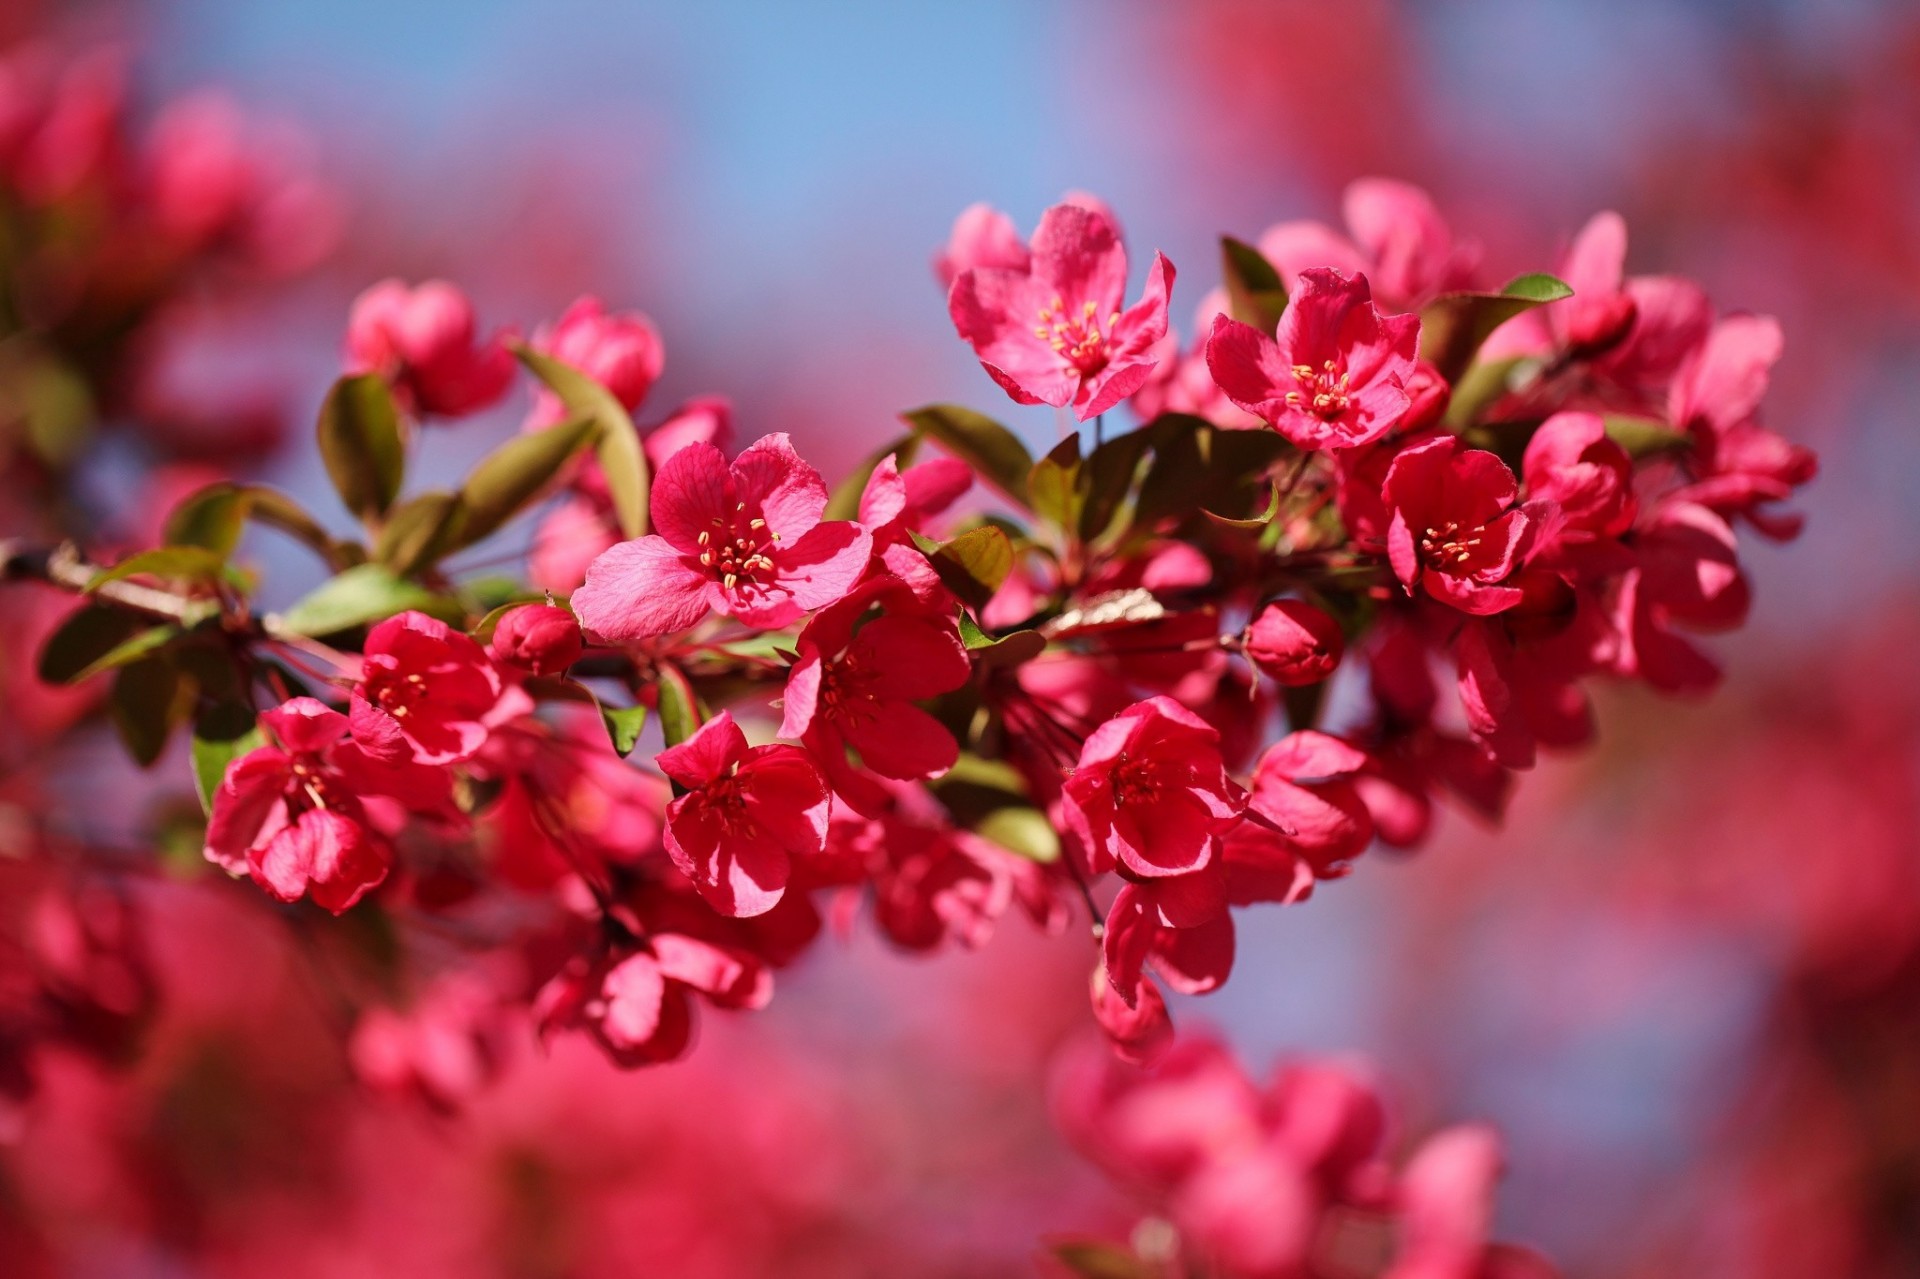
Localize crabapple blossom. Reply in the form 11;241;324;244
349;610;530;766
1062;696;1246;880
948;201;1175;420
1383;435;1535;615
1206;267;1421;449
1244;598;1345;686
656;712;830;917
344;278;515;418
572;433;870;639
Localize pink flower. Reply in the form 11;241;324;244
204;698;453;913
1384;436;1534;615
947;201;1175;420
643;395;733;471
344;279;514;418
349;611;530;766
780;579;971;797
1520;411;1636;547
1103;876;1236;1007
1088;967;1174;1066
1248;732;1375;879
1062;696;1246;879
572;433;872;640
487;603;583;676
527;295;664;427
1206;268;1421;450
534;929;770;1069
656;712;830;918
1245;599;1345;687
1385;1126;1558;1279
1259;177;1480;311
823;810;1025;951
931;191;1120;288
1667;314;1817;540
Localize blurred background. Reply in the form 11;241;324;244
5;0;1920;1274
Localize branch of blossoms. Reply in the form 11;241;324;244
22;173;1812;1103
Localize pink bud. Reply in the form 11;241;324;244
1245;600;1343;686
488;604;582;676
1400;359;1452;433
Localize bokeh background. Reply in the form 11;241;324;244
6;0;1920;1274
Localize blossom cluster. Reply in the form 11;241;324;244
9;174;1808;1091
1049;1036;1553;1279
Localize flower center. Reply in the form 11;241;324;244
373;670;428;720
288;756;345;813
698;503;781;591
1034;295;1118;376
818;652;877;725
1418;520;1483;568
1284;360;1352;419
1108;753;1157;808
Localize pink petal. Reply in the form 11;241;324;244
572;536;712;640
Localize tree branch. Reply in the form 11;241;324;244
0;538;207;621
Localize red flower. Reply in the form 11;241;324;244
947;201;1174;421
1206;267;1421;450
1384;436;1535;615
533;930;769;1069
527;295;664;427
486;603;583;677
780;579;971;800
349;610;529;766
1247;731;1375;879
657;712;830;918
1520;411;1636;552
1259;177;1480;311
572;433;871;640
1668;314;1817;541
1245;599;1344;687
344;278;514;418
1062;696;1246;879
204;698;453;913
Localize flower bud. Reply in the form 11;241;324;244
1399;359;1451;433
1245;600;1343;686
489;604;583;676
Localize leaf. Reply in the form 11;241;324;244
191;715;263;815
276;564;459;636
317;373;406;522
1221;235;1288;332
163;484;249;556
957;614;1046;668
655;664;702;749
1047;1240;1156;1279
374;491;467;575
921;525;1014;613
976;807;1059;863
455;415;598;548
1419;273;1573;383
599;702;649;757
825;432;921;523
1133;414;1291;530
1604;414;1691;459
1203;477;1284;529
515;347;648;537
37;604;153;685
87;546;229;592
1078;428;1155;543
1282;679;1328;735
901;404;1034;511
63;623;183;684
109;656;191;768
1443;354;1528;430
1027;435;1082;530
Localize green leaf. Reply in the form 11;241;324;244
63;623;182;684
317;373;406;522
109;656;190;768
1221;235;1288;332
655;665;702;749
276;564;459;636
1419;273;1573;383
87;546;229;593
976;807;1059;863
1133;414;1292;530
1203;477;1284;529
1027;435;1082;530
190;715;262;815
515;347;649;537
1078;428;1155;543
1443;355;1529;430
37;604;153;685
1603;414;1691;459
1048;1241;1156;1279
163;484;249;556
825;433;920;522
599;702;649;757
1282;679;1328;735
922;525;1014;612
374;490;467;575
455;415;598;549
902;404;1034;511
958;613;1046;668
